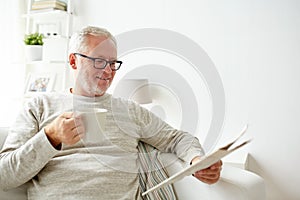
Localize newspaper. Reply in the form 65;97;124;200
142;125;251;197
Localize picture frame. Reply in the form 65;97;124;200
25;72;56;93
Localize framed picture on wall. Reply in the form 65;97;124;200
25;72;56;93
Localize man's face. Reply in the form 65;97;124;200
74;35;117;97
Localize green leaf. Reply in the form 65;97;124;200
30;39;37;45
24;32;43;45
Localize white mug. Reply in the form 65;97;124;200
77;108;107;145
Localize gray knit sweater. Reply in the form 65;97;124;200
0;92;204;200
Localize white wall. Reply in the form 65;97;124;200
72;0;300;199
0;0;26;127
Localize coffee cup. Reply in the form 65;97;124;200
76;108;107;144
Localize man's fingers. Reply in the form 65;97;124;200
197;166;222;174
61;113;85;144
193;160;222;184
73;132;84;140
71;124;85;136
194;171;221;185
64;130;84;145
195;171;220;179
61;112;75;119
62;113;84;131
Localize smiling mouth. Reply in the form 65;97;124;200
96;76;110;80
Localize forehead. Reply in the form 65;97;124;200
86;35;117;58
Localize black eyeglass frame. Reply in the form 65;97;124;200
73;53;123;71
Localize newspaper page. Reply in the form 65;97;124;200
142;125;251;197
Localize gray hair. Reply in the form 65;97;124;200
68;26;117;55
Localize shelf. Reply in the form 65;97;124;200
13;60;67;65
25;60;67;65
23;9;71;18
23;0;73;92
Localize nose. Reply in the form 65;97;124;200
103;63;113;73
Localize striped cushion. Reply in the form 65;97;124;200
138;141;177;200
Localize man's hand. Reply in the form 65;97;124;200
44;112;85;148
190;156;223;185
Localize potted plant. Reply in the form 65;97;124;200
24;33;44;61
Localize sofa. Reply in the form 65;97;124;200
0;127;266;200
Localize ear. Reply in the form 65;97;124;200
69;53;77;69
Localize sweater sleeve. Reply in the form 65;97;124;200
0;97;59;190
133;103;205;163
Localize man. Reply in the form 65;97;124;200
0;26;222;199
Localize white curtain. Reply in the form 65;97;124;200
0;0;26;126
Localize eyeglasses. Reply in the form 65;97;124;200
74;53;122;71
